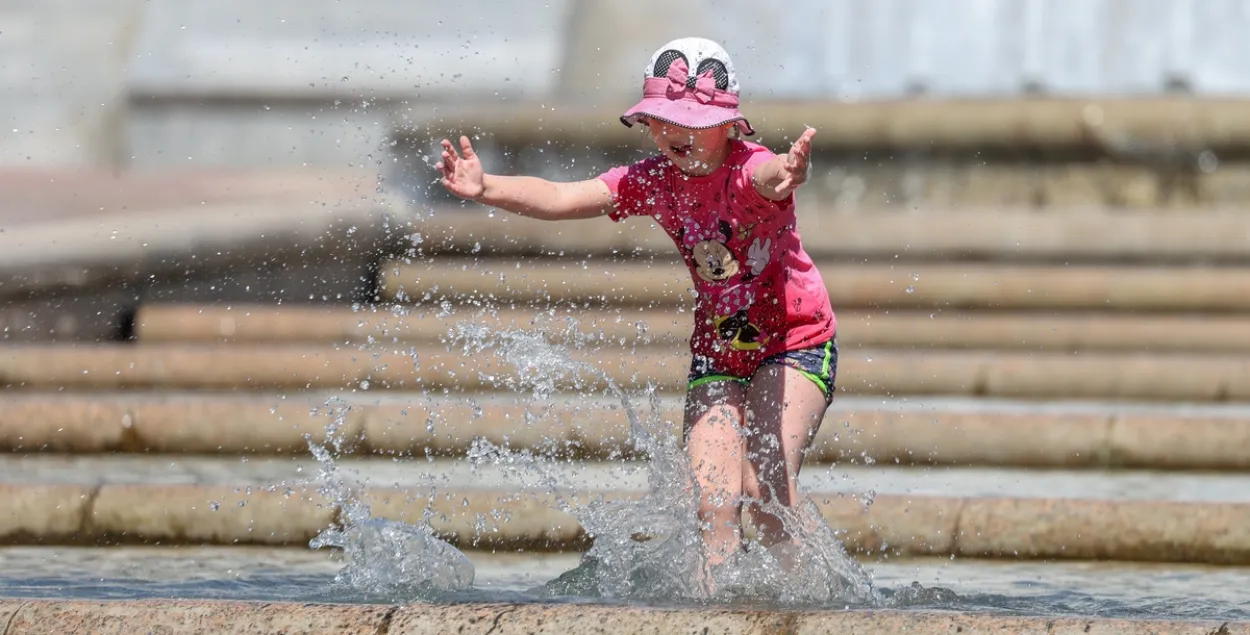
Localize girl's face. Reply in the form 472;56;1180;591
644;119;734;175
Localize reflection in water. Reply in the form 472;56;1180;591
2;547;1249;621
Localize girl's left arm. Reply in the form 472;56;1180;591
752;127;816;202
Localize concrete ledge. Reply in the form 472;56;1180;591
5;394;1250;470
133;304;1250;353
0;343;645;392
89;484;337;546
0;169;406;298
955;497;1250;564
0;168;412;342
408;151;1250;209
1108;413;1250;469
0;344;1245;401
0;483;335;547
0;484;95;543
0;345;1245;400
379;259;1250;312
3;484;1250;564
6;599;1247;635
412;206;1250;263
4;599;393;635
0;395;366;454
398;98;1250;156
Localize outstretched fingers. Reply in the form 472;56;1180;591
793;127;816;152
435;138;459;176
790;129;814;167
436;136;480;178
433;134;489;200
458;135;477;159
775;128;816;193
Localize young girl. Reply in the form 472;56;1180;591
435;37;835;572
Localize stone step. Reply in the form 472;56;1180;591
3;393;1249;470
0;343;1244;401
406;98;1250;157
380;259;1250;312
0;168;379;226
0;168;403;296
395;99;1250;209
0;168;406;341
132;304;1250;353
7;454;1250;503
413;206;1250;263
0;600;1242;635
3;462;1250;562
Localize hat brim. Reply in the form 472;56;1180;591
621;97;755;136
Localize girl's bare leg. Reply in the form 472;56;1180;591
741;364;828;548
683;380;747;569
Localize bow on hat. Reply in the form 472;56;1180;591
664;58;717;104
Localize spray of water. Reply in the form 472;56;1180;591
301;317;955;608
306;396;475;599
448;322;885;607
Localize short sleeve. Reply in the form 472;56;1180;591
732;144;793;211
598;159;660;223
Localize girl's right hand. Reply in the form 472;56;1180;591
435;135;486;200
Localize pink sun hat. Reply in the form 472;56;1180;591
620;37;755;136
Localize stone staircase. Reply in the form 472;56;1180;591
2;166;1250;567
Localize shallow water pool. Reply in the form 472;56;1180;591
1;546;1246;622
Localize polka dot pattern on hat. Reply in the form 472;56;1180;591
643;37;740;95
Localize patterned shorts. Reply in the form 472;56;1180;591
687;337;838;405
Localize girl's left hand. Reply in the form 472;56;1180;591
773;127;816;196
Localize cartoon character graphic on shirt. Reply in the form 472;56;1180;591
686;219;740;283
679;219;772;351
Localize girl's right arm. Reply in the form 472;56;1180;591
435;135;614;221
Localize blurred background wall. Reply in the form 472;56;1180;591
6;0;1250;208
8;0;1250;160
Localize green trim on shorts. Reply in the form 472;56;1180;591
795;368;828;396
687;339;837;396
772;339;836;397
820;339;834;377
687;374;748;391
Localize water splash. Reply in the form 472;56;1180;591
450;320;602;401
306;397;475;599
450;322;886;607
300;320;954;608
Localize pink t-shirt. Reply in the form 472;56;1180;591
598;139;836;378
